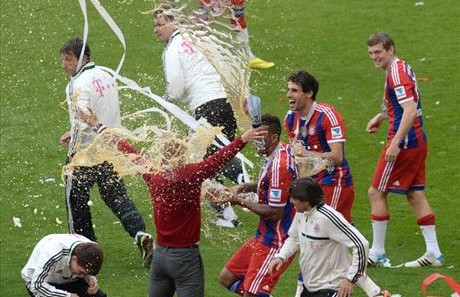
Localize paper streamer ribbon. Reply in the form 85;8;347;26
74;0;254;183
422;273;460;296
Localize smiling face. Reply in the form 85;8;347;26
287;81;312;116
368;42;394;71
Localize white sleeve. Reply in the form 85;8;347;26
275;213;301;260
163;46;185;101
327;215;369;283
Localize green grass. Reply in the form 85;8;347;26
1;0;459;296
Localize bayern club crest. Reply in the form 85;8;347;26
308;126;316;136
313;223;320;233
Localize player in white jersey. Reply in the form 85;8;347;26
22;233;105;297
59;38;153;267
153;7;244;228
269;178;390;297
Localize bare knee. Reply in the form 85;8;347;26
219;267;238;287
368;187;385;203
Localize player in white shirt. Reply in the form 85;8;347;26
269;178;390;297
22;233;105;297
153;7;244;228
59;38;153;267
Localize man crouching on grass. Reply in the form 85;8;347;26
22;233;106;297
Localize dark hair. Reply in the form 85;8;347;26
72;242;104;275
260;114;281;136
288;70;319;100
60;38;91;60
288;177;324;206
367;32;395;52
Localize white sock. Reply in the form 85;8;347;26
420;225;442;257
357;275;381;297
222;205;238;221
370;219;388;255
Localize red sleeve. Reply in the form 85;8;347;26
116;139;139;154
284;117;296;142
170;136;246;184
323;106;346;143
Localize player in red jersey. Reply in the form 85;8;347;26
366;32;443;268
219;114;298;297
284;70;354;223
195;0;275;69
285;70;389;297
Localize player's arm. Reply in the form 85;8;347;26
234;197;285;221
294;141;343;166
327;217;369;285
385;99;417;161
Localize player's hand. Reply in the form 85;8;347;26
86;275;99;295
366;114;383;133
267;257;284;275
60;131;71;148
77;107;99;127
385;140;400;162
70;293;80;297
241;126;268;143
337;279;354;297
291;141;309;157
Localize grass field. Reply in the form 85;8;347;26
1;0;459;296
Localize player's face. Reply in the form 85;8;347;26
154;16;175;42
368;43;394;70
290;197;310;212
69;256;90;278
287;82;310;114
61;53;79;76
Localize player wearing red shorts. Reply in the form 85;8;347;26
366;32;443;268
284;70;354;224
284;70;389;297
196;0;275;69
219;114;297;297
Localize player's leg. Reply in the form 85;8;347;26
368;146;393;267
220;237;253;294
243;242;294;297
229;0;274;69
171;247;205;297
65;165;97;241
149;246;176;297
404;190;443;267
402;144;443;267
96;161;153;266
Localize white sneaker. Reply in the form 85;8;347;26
404;252;444;267
368;253;392;268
